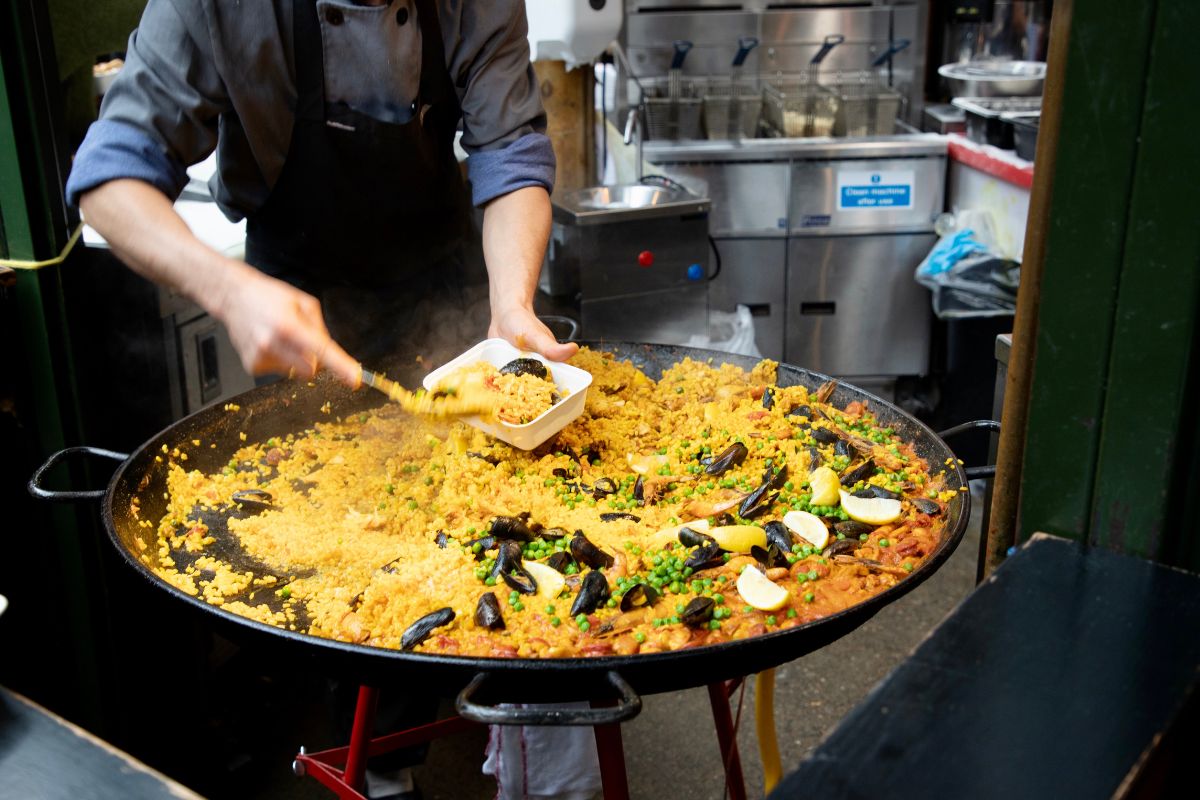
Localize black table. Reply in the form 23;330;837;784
771;534;1200;799
0;686;203;799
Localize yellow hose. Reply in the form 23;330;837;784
756;668;782;795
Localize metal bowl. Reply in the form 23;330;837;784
939;60;1046;97
552;184;710;225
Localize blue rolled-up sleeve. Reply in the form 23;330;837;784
65;119;189;208
466;132;555;207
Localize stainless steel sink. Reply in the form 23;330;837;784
552;184;710;226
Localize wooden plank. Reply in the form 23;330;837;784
770;535;1200;799
1015;0;1156;544
533;60;595;192
1088;0;1200;563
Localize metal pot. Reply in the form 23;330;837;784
939;60;1046;97
30;342;985;726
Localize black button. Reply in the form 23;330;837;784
325;7;344;26
396;7;408;25
589;0;606;9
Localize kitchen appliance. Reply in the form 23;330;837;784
31;342;972;707
646;136;946;396
541;184;711;345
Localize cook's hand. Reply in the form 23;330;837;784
489;306;579;362
215;265;362;386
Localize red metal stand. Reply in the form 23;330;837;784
293;681;747;800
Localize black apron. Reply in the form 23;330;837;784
246;0;487;373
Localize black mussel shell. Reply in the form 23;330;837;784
738;476;779;519
539;526;571;542
764;520;796;552
704;442;749;477
600;512;641;523
762;387;775;410
834;439;852;458
912;497;942;515
379;556;403;574
490;515;537;542
434;531;449;548
502;567;538;595
787;404;811;418
678;527;715;548
834;520;875;538
544;551;574;573
822;539;859;558
840;459;877;487
467;450;501;465
853;485;900;500
569;570;610;617
680;597;715;628
751;543;789;569
466;535;497;560
401;607;455;650
570;531;615;569
474;592;505;630
633;475;645;501
231;489;274;513
619;582;660;612
684;542;725;571
493;541;538;595
499;357;549;380
811;427;839;445
808;446;823;470
592;477;618;497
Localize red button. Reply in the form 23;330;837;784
637;250;654;267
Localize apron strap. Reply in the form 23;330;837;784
292;0;324;121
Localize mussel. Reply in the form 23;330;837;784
762;387;775;410
544;551;575;573
704;442;749;477
401;607;455;650
619;582;660;612
466;535;497;560
811;427;839;445
633;475;645;502
822;539;859;558
499;357;549;380
684;541;725;572
751;543;789;569
231;489;274;513
834;439;852;458
434;531;449;548
738;466;787;519
853;485;900;500
467;450;501;465
490;515;537;542
680;597;715;628
539;526;571;542
492;541;538;595
807;446;823;471
787;404;811;419
474;592;505;630
599;512;641;523
912;497;942;515
678;526;714;548
570;531;614;569
763;520;796;552
840;459;876;487
591;477;618;497
569;570;610;616
834;520;875;538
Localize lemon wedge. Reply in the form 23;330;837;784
708;525;768;553
736;565;790;611
838;488;902;526
648;519;710;550
782;510;830;550
627;452;670;475
523;560;567;604
808;466;841;506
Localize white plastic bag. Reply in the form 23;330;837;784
685;305;762;358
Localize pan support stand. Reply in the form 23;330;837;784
292;681;749;800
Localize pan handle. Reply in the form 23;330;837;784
28;446;129;502
810;34;845;66
871;38;912;67
455;671;642;727
937;420;1001;480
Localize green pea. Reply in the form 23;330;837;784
550;616;561;627
634;632;646;643
804;592;815;603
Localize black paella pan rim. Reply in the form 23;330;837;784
91;342;970;705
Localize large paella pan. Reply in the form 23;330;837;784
31;343;973;720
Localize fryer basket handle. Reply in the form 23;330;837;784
28;446;129;502
937;420;1001;480
455;671;642;726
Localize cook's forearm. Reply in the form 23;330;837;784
79;179;249;319
481;185;551;314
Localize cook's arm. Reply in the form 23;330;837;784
482;186;577;361
79;179;361;384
